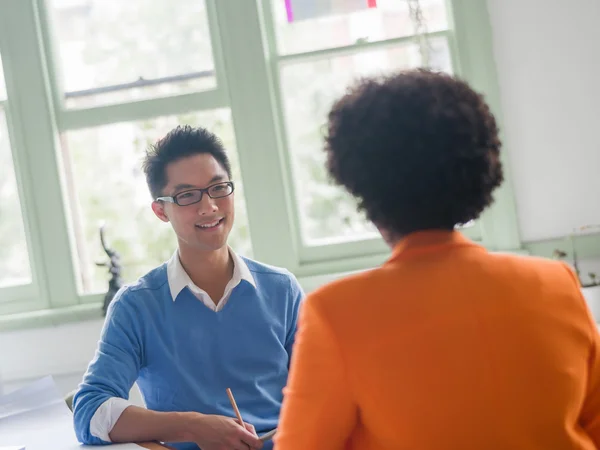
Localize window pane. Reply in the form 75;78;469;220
61;109;252;293
280;39;451;245
48;0;216;109
0;107;32;287
270;0;448;55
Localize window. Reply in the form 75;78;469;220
61;109;252;293
47;0;216;109
43;0;251;295
264;0;478;251
0;0;520;322
0;56;32;289
271;0;448;55
279;39;452;244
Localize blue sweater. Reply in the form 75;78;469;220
73;258;304;450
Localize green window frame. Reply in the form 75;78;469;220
0;0;522;330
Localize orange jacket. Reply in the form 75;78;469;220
276;231;600;450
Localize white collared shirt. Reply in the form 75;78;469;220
89;248;255;442
167;247;256;309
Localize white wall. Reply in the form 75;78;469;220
3;0;600;394
0;319;102;384
0;319;103;396
487;0;600;242
0;318;144;405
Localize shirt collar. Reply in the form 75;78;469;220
167;248;256;302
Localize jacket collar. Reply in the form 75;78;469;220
387;230;481;264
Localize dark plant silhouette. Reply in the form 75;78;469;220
96;225;123;316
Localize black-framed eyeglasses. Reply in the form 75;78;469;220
156;181;235;206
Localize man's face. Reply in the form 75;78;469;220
151;153;235;254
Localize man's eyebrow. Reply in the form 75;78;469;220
172;183;196;193
171;176;226;194
209;175;225;183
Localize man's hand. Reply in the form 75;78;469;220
188;414;263;450
107;406;262;449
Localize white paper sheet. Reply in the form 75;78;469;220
0;376;143;450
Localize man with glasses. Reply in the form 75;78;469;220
73;125;304;450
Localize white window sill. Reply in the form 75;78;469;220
0;303;104;332
2;264;595;334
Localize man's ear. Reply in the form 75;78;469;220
151;201;170;223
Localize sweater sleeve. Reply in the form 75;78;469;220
73;290;144;445
284;273;305;364
276;294;357;450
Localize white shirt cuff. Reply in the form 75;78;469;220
89;397;133;442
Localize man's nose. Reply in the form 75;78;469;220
197;194;218;215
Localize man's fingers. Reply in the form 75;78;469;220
244;422;257;436
238;428;263;449
229;418;261;448
232;418;257;437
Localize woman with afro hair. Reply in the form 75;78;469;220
275;69;600;450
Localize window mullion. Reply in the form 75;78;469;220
277;29;451;65
212;0;299;270
34;0;66;113
255;0;306;266
0;0;79;309
58;89;228;131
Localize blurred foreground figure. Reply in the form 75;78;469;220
276;69;600;450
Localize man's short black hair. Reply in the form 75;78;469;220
323;69;504;237
143;125;232;199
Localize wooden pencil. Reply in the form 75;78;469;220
226;388;246;429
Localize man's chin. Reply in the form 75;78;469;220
195;238;228;252
177;237;229;254
196;233;232;252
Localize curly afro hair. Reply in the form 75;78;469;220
324;69;504;237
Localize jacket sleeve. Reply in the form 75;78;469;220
581;326;600;446
276;294;357;450
569;267;600;443
72;290;144;444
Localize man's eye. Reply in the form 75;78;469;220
212;185;227;191
178;192;194;198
